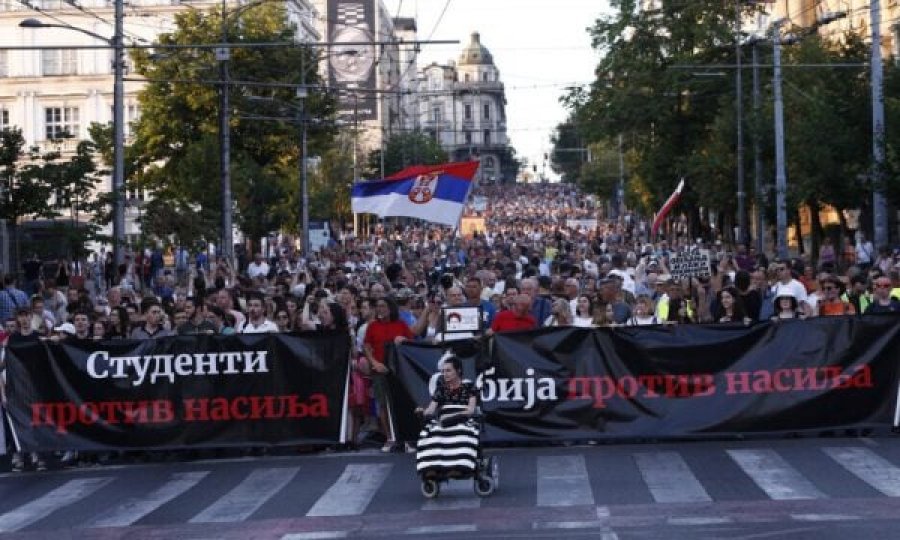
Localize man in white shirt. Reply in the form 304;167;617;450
771;263;811;315
240;294;278;333
247;253;270;280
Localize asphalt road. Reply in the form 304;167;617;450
0;435;899;539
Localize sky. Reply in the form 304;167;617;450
381;0;611;179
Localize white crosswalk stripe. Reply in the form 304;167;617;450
86;471;209;527
6;445;900;533
0;477;112;532
306;463;392;517
727;449;826;500
634;451;712;503
537;455;594;507
823;446;900;497
190;467;300;523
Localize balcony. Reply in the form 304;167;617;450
34;138;80;154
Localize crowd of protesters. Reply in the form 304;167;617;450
2;183;900;471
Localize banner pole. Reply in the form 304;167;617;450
893;381;900;429
340;368;350;444
5;410;21;453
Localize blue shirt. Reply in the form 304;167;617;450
0;287;29;322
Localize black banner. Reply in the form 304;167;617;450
5;332;351;451
389;316;900;442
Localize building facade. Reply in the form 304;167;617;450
417;32;515;185
765;0;900;57
309;0;411;168
0;0;319;246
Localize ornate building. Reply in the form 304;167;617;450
417;32;516;185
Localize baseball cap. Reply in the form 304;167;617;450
53;322;76;335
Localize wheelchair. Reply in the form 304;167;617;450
415;405;499;498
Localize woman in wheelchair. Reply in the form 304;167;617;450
414;354;497;498
415;356;477;422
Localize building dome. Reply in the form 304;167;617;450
458;32;494;65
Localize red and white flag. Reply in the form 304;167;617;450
650;178;685;238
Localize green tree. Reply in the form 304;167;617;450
569;0;759;233
366;131;448;177
549;120;587;184
130;2;335;249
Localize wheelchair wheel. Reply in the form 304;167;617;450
488;456;499;490
421;479;440;499
474;476;495;497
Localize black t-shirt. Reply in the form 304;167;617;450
8;331;42;345
865;299;900;314
431;381;477;406
22;260;41;281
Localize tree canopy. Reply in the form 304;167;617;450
130;2;336;248
558;0;900;246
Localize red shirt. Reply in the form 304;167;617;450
491;310;537;333
364;319;413;364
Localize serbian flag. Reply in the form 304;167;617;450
650;178;685;238
351;161;478;226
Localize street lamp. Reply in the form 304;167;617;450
20;3;126;267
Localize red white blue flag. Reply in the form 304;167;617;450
351;161;478;226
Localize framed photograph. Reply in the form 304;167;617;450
441;306;482;333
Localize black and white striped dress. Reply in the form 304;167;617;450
416;382;479;477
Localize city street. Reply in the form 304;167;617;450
0;435;899;539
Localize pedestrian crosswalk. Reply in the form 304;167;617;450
0;444;899;534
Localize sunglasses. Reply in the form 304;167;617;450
875;283;892;289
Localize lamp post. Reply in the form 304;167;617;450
20;3;125;266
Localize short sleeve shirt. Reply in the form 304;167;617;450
431;381;477;406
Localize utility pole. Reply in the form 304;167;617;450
218;0;233;265
617;134;625;220
735;0;748;246
112;0;125;265
752;41;765;254
773;19;789;260
871;0;889;248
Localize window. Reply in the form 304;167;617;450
464;73;470;82
464;130;472;145
0;109;9;131
126;187;145;203
431;105;442;124
482;72;488;82
464;104;472;121
484;130;491;145
483;103;490;120
44;107;79;139
126;104;140;136
42;49;77;76
0;50;7;77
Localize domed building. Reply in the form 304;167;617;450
416;32;517;184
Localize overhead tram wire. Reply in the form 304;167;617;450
62;0;149;43
382;0;452;95
15;0;148;45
